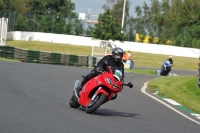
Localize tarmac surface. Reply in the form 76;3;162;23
0;61;199;133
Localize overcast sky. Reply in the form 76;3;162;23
71;0;151;17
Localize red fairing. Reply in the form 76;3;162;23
78;67;123;107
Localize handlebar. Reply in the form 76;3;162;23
123;82;133;88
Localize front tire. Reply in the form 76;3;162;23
69;93;80;108
160;69;167;76
85;93;107;114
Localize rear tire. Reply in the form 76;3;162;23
86;93;107;114
69;93;80;108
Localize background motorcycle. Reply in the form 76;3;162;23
69;66;133;114
160;62;172;76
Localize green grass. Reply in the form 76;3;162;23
125;69;155;75
7;40;92;55
132;52;199;70
148;76;200;114
7;40;199;70
0;58;21;62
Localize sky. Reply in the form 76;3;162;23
71;0;151;18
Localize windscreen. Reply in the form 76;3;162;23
109;66;123;81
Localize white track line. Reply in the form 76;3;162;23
141;81;200;125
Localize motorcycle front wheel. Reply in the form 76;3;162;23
85;93;107;114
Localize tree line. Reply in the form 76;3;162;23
0;0;84;35
1;0;200;48
101;0;200;48
132;0;200;48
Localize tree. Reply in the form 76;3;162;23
0;0;6;13
126;16;135;41
0;0;32;13
102;0;130;31
92;9;123;41
31;0;77;33
102;0;116;10
32;0;47;15
85;24;94;36
134;5;146;42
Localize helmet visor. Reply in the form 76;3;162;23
115;53;122;59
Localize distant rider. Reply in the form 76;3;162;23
167;56;173;66
161;56;173;71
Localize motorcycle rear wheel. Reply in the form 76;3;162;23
86;93;107;114
69;93;80;108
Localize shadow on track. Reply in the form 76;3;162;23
77;107;139;117
93;109;140;117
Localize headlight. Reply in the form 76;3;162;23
113;84;118;89
106;78;112;84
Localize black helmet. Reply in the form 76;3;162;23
112;47;124;62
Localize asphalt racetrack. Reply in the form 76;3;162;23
0;61;199;133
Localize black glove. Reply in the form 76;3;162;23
96;67;104;72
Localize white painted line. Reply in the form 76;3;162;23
191;112;200;119
191;113;200;117
163;98;182;106
141;81;200;125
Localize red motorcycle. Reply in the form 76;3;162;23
69;66;133;114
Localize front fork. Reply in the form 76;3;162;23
92;87;117;100
90;87;109;102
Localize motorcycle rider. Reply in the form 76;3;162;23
161;56;173;72
74;47;125;99
167;56;173;71
167;56;173;66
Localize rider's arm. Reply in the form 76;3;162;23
96;56;109;71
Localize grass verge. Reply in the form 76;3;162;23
125;69;155;75
7;40;199;70
7;40;91;55
0;58;21;62
148;76;200;114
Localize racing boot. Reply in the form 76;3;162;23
74;78;87;99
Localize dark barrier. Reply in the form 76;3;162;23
0;46;91;67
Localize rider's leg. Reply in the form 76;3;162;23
75;70;99;92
